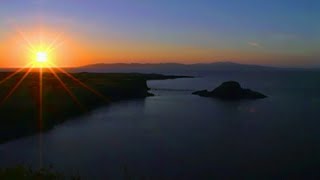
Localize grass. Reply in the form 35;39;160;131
0;166;80;180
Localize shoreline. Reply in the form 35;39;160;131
0;72;192;144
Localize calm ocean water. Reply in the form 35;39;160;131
0;71;320;179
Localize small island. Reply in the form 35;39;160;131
192;81;267;100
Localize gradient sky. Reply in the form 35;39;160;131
0;0;319;67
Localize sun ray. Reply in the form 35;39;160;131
48;67;86;111
39;66;43;131
39;30;43;49
38;66;43;169
0;64;34;106
45;32;64;53
49;62;110;102
0;62;34;85
47;40;65;54
18;31;37;53
13;27;37;53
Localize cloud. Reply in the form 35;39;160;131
248;42;262;48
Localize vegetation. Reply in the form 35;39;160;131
0;71;188;144
0;165;151;180
0;166;80;180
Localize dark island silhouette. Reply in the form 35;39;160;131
193;81;267;100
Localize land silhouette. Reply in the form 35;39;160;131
193;81;267;100
0;71;190;144
74;62;314;74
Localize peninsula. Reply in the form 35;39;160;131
0;71;190;144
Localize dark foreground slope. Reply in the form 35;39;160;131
0;71;189;144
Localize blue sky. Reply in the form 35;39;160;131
0;0;319;67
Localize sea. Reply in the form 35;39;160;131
0;71;320;179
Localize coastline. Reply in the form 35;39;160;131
0;72;192;144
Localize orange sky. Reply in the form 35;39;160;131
0;26;317;68
0;27;91;67
0;0;318;68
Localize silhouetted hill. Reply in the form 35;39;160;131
1;62;318;74
193;81;267;100
75;62;310;75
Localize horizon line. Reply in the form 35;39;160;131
1;61;319;70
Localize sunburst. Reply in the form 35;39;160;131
0;28;108;111
0;28;108;169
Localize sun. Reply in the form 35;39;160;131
33;51;50;67
36;52;48;63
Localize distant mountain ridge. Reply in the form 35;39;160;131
75;62;290;74
1;62;317;74
80;62;272;69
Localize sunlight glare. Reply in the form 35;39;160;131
33;50;50;67
36;52;48;63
